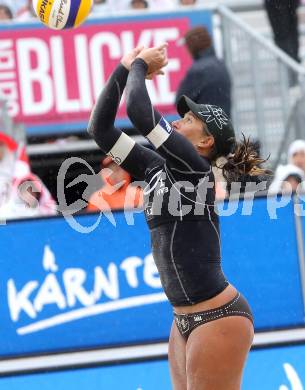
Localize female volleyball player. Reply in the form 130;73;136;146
88;44;266;389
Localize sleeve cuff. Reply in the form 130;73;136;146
146;117;173;149
131;58;149;73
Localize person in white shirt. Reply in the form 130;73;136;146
149;0;175;10
130;0;149;9
0;0;25;16
0;133;57;220
0;4;13;20
93;0;112;14
179;0;197;5
15;0;36;20
269;163;305;194
287;139;305;173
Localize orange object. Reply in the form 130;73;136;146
87;162;143;212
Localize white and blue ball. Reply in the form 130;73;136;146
33;0;93;30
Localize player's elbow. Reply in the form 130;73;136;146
87;121;96;139
87;119;105;144
87;108;104;141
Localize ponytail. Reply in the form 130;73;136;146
218;135;272;187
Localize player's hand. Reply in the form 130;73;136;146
146;69;165;80
136;43;168;75
121;46;144;70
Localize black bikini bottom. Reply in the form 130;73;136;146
174;292;254;341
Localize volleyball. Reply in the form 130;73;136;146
33;0;93;30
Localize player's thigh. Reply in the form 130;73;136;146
186;316;254;390
168;320;187;390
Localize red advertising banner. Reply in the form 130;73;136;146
0;12;212;133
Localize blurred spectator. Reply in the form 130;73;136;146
269;163;305;194
1;173;57;219
288;139;305;173
16;0;36;20
264;0;300;85
93;0;174;12
1;0;26;16
93;0;111;13
0;133;17;208
150;0;174;10
179;0;197;5
87;156;143;212
175;25;232;117
130;0;149;9
0;4;13;20
265;0;300;62
0;132;57;220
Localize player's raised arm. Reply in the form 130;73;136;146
126;44;166;133
126;44;210;174
87;48;163;180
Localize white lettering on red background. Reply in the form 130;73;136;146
0;18;191;126
0;39;19;116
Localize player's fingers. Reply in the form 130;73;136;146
159;50;168;59
134;45;144;55
146;67;164;78
156;52;167;63
161;59;168;67
157;42;168;52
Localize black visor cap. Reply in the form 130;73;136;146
177;95;236;157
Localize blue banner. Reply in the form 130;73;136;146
0;195;304;357
243;343;305;389
0;212;172;357
221;195;304;329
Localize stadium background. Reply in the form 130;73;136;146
1;1;305;389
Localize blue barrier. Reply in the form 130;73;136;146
0;212;172;357
243;343;305;389
1;342;305;390
0;360;171;390
0;195;304;357
221;196;304;329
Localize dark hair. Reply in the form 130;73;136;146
284;173;302;184
184;26;212;59
131;0;148;8
217;135;272;191
180;0;197;5
0;4;13;19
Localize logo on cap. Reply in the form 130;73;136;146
198;105;228;130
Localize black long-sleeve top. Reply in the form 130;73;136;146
88;59;228;307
